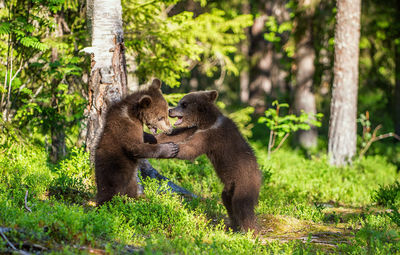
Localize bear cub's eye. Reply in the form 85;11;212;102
158;117;164;121
181;102;188;108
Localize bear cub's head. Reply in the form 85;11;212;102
137;79;171;134
169;90;219;129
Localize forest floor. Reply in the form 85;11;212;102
1;138;400;254
258;207;361;251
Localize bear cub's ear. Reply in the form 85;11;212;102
139;95;152;108
206;90;218;102
150;79;162;90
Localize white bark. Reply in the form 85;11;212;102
328;0;361;166
84;0;128;161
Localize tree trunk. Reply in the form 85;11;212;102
239;1;250;104
84;0;128;162
394;0;400;137
395;41;400;136
83;0;197;198
248;0;289;114
328;0;361;166
293;2;317;149
49;12;67;163
248;11;272;114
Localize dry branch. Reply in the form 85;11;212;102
359;124;400;158
24;190;32;213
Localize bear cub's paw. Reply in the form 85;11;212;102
158;142;179;158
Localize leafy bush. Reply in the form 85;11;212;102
373;181;400;208
0;133;53;202
49;148;95;203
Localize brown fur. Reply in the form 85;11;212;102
95;79;179;205
156;91;262;232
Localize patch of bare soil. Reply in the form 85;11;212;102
257;207;365;251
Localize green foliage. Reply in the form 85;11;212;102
0;126;53;201
358;111;373;147
373;181;400;208
49;148;95;203
339;214;400;254
228;106;255;138
258;101;323;154
217;101;255;138
372;181;400;228
122;0;252;87
163;93;186;106
0;0;88;150
1;130;399;253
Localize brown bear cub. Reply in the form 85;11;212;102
156;91;262;232
95;79;179;205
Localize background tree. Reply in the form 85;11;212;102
328;0;362;166
293;0;318;149
394;0;400;136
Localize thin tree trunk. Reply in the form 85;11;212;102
248;12;272;114
248;0;289;114
394;0;400;137
84;0;128;162
328;0;361;166
49;12;67;163
294;2;317;149
239;2;250;104
395;43;400;136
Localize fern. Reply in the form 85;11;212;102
0;22;11;35
19;36;49;51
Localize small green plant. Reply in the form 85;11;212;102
258;100;322;156
49;148;95;203
372;181;400;228
373;181;400;207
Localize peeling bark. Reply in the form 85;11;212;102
84;0;128;162
328;0;361;166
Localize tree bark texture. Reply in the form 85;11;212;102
84;0;128;161
328;0;361;166
293;2;317;149
49;12;67;163
395;40;400;136
248;0;289;114
394;0;400;137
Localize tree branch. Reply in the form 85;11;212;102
272;133;290;153
24;190;32;213
359;125;400;158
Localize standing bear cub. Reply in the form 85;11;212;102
156;91;262;232
95;79;179;205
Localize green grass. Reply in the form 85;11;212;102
1;135;400;254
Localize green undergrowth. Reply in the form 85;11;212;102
1;134;400;254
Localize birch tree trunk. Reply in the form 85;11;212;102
293;1;317;149
328;0;361;166
84;0;128;161
83;0;196;198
